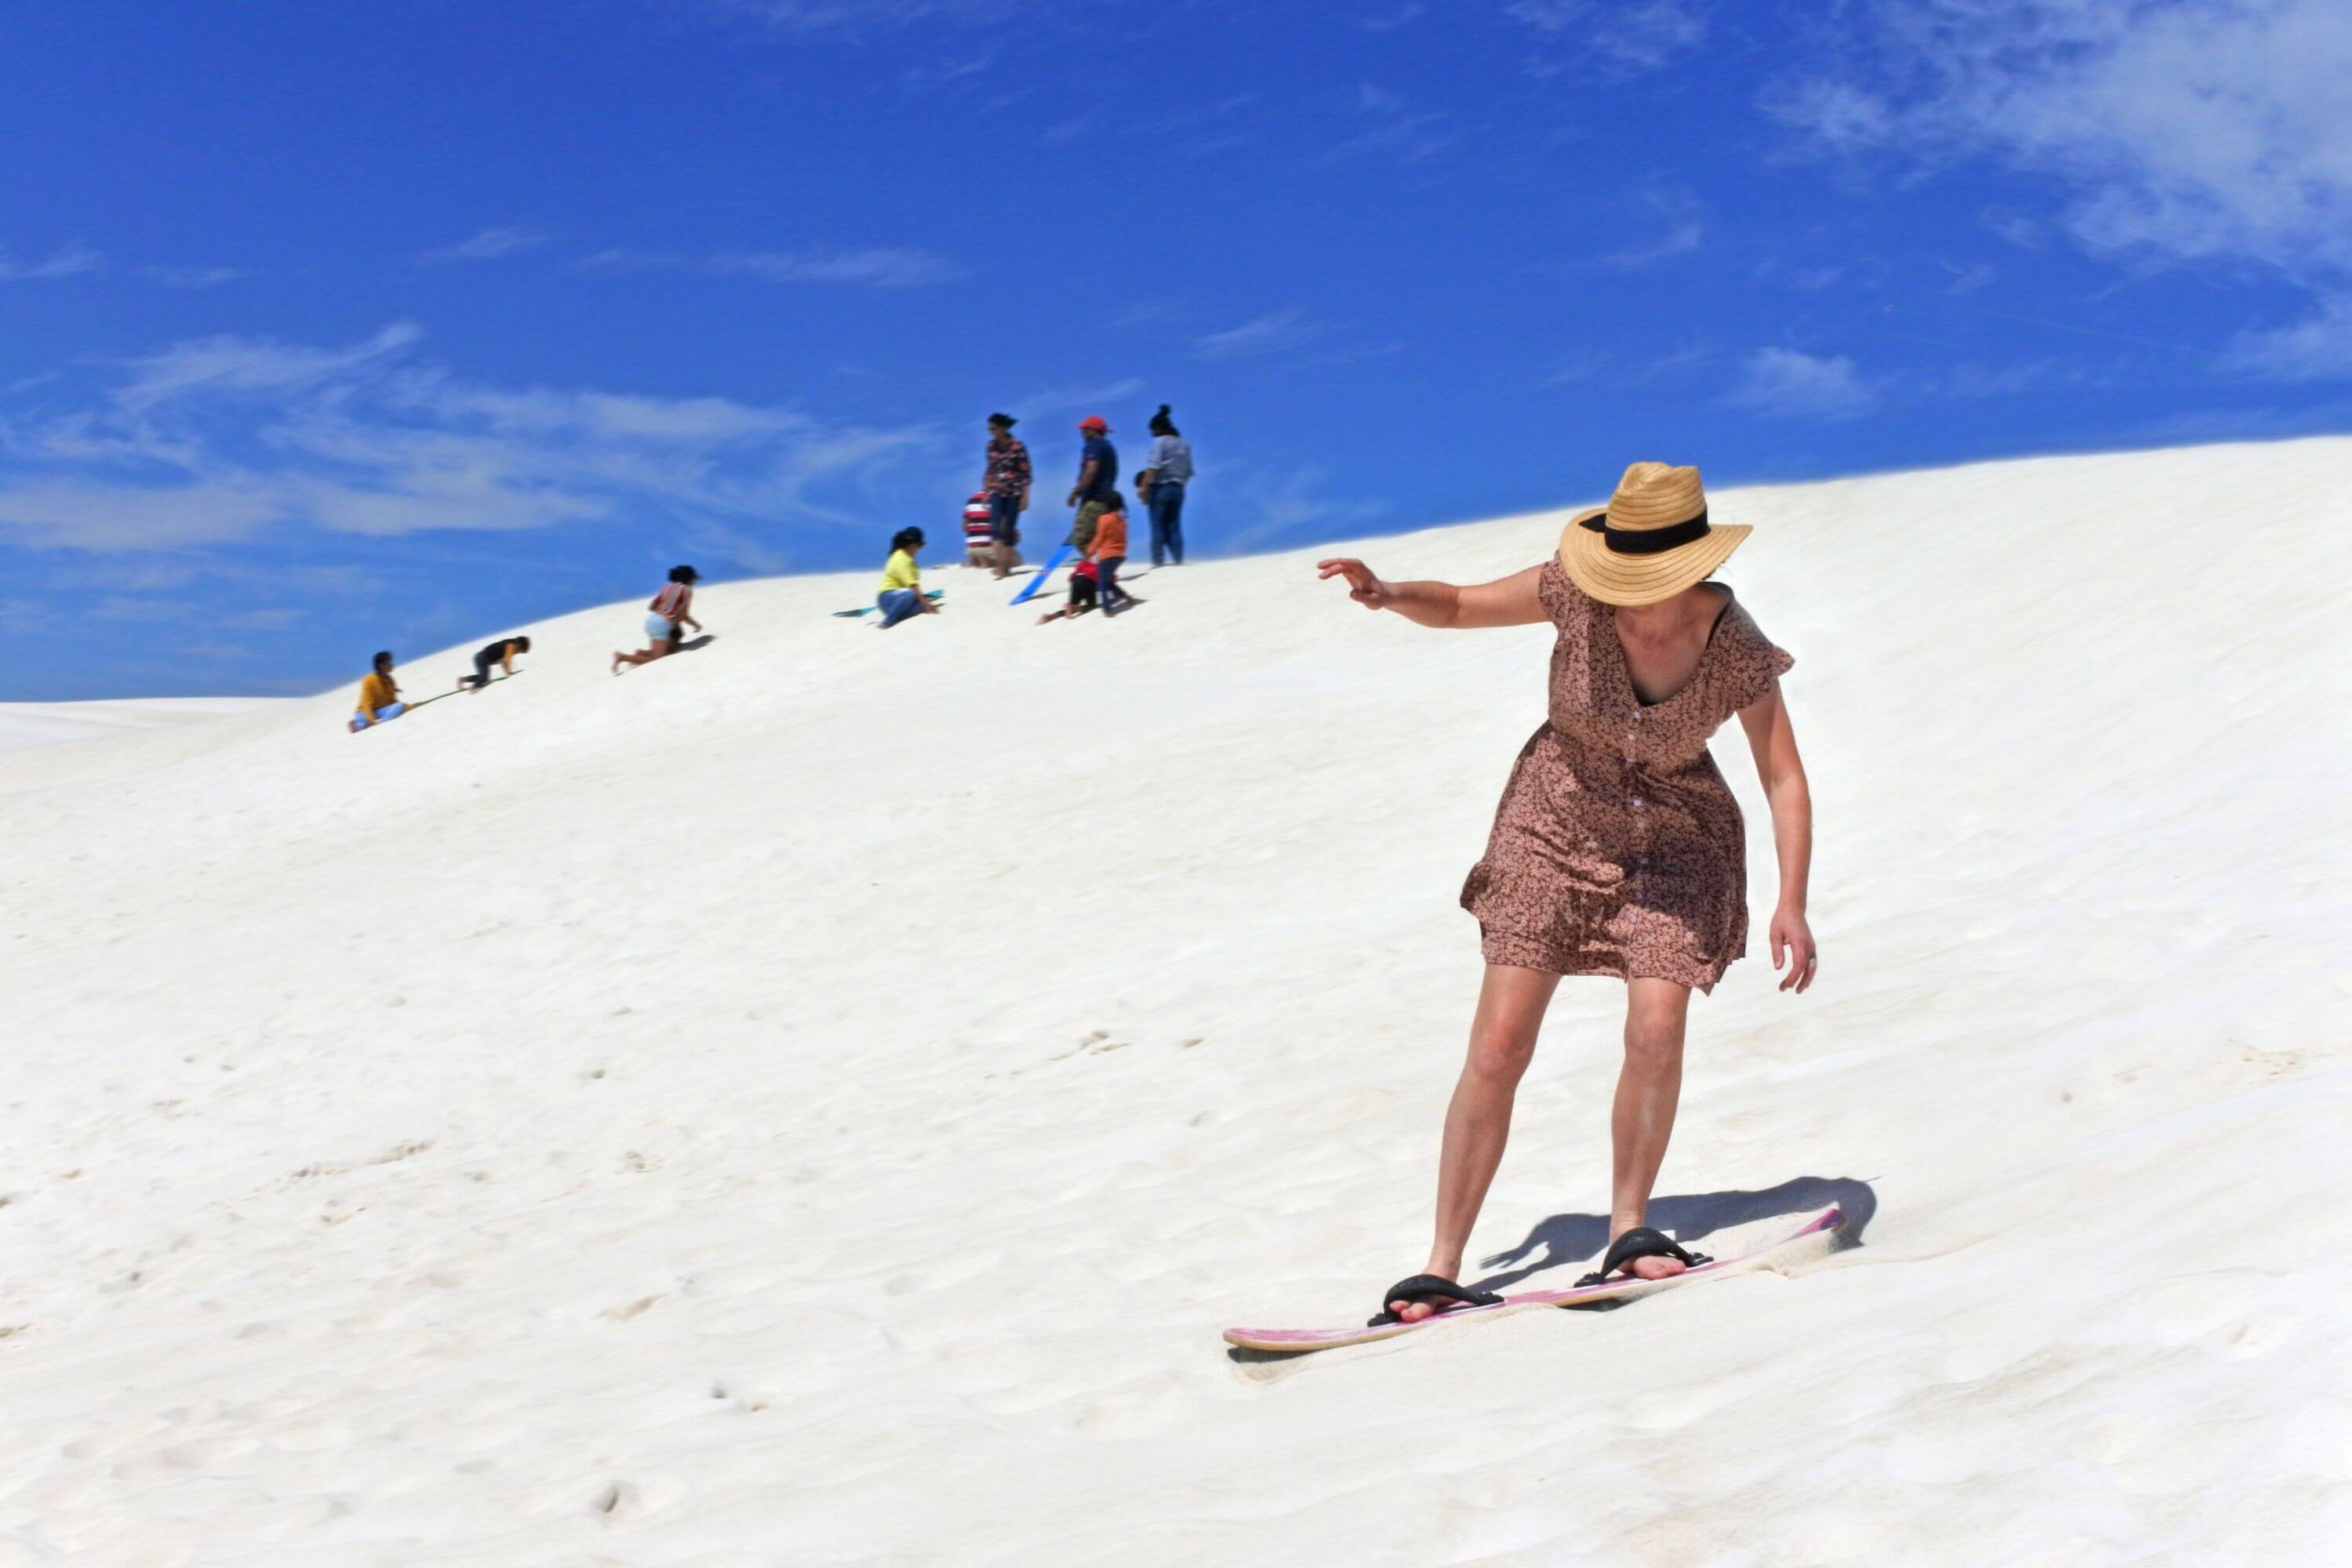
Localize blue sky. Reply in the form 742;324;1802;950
4;0;2349;699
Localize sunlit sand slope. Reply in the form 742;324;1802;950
3;437;2349;1565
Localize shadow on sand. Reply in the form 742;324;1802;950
1471;1174;1878;1294
675;633;716;652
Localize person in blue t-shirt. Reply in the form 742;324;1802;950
1066;415;1120;553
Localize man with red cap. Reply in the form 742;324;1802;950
1066;415;1120;554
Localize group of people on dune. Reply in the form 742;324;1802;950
348;402;1196;724
347;564;701;728
347;633;539;731
345;442;1821;1327
898;403;1196;627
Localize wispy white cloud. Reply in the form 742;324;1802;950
1982;208;2047;251
0;242;103;283
1211;459;1386;554
0;323;937;554
712;248;964;286
583;245;963;287
141;264;248;289
1012;378;1145;416
1933;358;2100;398
1590;0;1706;71
1360;4;1423;30
1319;83;1459;165
1602;189;1704;269
2223;295;2352;380
1;245;247;289
1534;343;1714;391
1191;309;1331;361
1766;0;2352;278
710;0;1025;33
116;322;425;412
1508;0;1707;74
421;227;549;264
1941;260;1998;294
1727;347;1880;419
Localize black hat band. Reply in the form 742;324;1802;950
1581;507;1710;556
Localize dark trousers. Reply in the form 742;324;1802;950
1148;482;1185;565
1098;555;1129;612
986;489;1022;544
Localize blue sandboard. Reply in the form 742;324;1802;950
1011;544;1075;605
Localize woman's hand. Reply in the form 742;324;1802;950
1317;557;1392;611
1769;906;1817;993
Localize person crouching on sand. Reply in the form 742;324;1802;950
1091;492;1138;615
613;566;703;673
459;635;530;692
1316;460;1818;1327
350;651;408;731
1035;557;1099;624
877;528;941;628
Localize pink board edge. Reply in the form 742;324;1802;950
1223;1205;1844;1352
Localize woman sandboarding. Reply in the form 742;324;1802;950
1316;461;1817;1327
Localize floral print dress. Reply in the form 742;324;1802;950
1460;560;1794;993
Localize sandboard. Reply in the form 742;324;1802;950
1222;1205;1843;1355
833;590;944;618
1010;543;1075;605
402;670;524;713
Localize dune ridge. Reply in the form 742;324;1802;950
3;437;2350;1564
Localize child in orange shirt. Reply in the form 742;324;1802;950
1092;492;1139;615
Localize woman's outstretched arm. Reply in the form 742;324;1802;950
1316;559;1548;628
1737;681;1817;993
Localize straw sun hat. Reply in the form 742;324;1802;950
1558;461;1750;607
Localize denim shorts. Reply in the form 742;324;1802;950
645;612;679;641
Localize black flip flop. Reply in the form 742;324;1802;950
1367;1274;1504;1327
1575;1227;1711;1287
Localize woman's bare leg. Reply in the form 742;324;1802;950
1390;964;1560;1321
1610;976;1693;1278
613;641;674;673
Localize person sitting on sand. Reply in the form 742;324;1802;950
1091;492;1139;615
877;528;942;628
459;635;531;692
1035;557;1099;625
1316;461;1818;1327
612;566;704;673
349;651;408;731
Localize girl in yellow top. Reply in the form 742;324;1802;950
876;528;941;628
349;650;408;731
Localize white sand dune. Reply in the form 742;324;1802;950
3;437;2350;1565
0;697;289;755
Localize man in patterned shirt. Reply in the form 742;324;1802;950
981;412;1031;578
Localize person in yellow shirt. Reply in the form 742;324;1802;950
877;528;942;628
349;651;408;731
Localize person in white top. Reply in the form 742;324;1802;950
1139;404;1193;567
